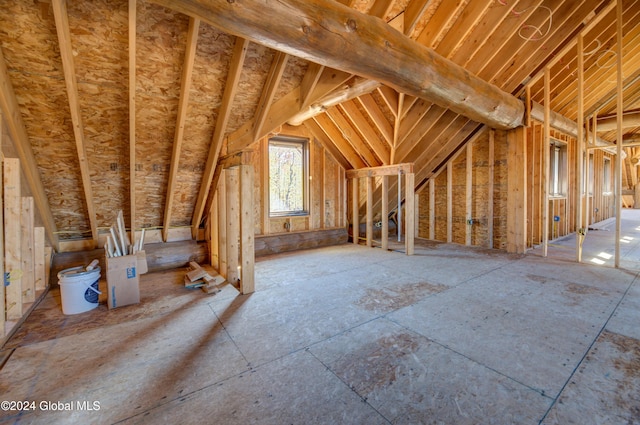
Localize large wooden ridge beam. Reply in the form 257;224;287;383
150;0;525;130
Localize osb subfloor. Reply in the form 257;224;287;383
1;239;639;424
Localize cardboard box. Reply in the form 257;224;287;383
106;251;147;309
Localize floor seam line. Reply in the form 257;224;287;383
537;273;639;424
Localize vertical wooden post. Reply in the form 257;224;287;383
34;227;46;292
381;175;388;250
447;162;453;243
397;171;402;242
542;67;551;257
507;126;527;254
405;172;415;255
465;142;473;246
352;177;358;245
0;134;4;336
429;178;435;240
615;0;623;268
488;130;495;249
210;191;219;269
21;197;35;304
366;176;373;247
576;33;584;263
239;164;255;294
226;167;240;284
320;146;326;229
218;170;228;278
4;158;22;320
261;138;270;235
129;0;137;242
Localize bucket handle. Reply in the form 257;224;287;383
83;279;102;295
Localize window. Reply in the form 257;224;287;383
549;139;567;197
603;157;612;194
268;137;309;216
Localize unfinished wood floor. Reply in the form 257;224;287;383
1;240;639;424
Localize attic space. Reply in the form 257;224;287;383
1;0;640;423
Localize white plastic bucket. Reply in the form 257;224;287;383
58;266;102;315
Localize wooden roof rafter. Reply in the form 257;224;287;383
252;51;289;140
338;101;391;165
325;107;379;167
191;36;249;238
163;16;201;242
51;0;98;245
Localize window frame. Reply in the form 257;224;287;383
549;138;568;198
267;136;310;217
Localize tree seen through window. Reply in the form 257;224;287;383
269;138;308;215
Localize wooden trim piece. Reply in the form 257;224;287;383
576;33;584;262
4;158;22;320
163;17;200;242
381;175;388;250
239;165;255;294
218;169;228;277
0;137;3;336
447;161;452;243
191;37;249;239
0;40;58;250
129;0;137;238
210;190;219;269
366;176;373;247
52;0;98;246
150;0;525;130
225;167;240;284
507;127;527;254
615;0;623;268
346;163;413;179
488;129;494;248
465;143;472;246
21;197;35;304
542;68;550;257
405;172;415;255
429;178;435;240
352;177;358;245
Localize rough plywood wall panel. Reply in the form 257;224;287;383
324;150;337;228
249;149;262;234
135;2;189;229
171;25;234;227
311;139;322;229
451;151;466;244
68;0;130;228
472;135;490;247
417;189;430;238
434;171;447;241
0;1;89;239
493;130;509;250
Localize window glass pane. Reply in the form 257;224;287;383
269;139;307;215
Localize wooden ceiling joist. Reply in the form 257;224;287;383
163;17;200;243
149;0;525;130
299;62;325;109
356;94;393;145
52;0;98;245
0;47;59;251
191;36;249;239
338;101;391;165
313;114;366;169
